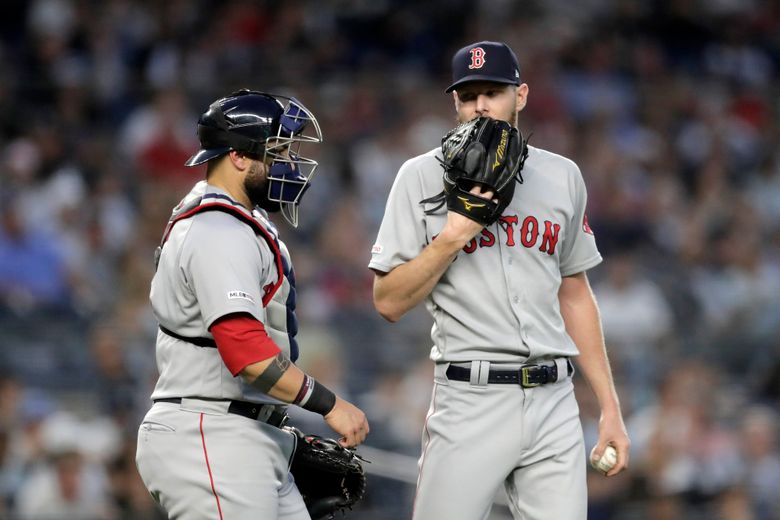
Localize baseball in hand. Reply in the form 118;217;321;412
590;445;617;474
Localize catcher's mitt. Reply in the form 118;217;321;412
286;427;367;520
423;116;528;226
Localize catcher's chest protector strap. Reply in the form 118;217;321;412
155;201;284;307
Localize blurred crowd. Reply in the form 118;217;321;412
1;0;780;518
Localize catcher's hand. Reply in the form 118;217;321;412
439;116;527;226
287;427;367;520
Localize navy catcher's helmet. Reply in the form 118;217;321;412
185;89;323;227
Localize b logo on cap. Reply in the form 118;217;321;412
468;47;486;69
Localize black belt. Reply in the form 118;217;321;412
159;325;217;348
154;398;288;428
446;359;573;387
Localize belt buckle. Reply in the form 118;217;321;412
520;365;541;387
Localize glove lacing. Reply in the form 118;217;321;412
419;133;530;216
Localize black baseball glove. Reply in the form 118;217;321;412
287;427;367;520
422;116;528;226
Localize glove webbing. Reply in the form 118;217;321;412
420;136;530;216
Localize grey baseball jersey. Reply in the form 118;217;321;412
369;144;600;519
137;181;309;520
369;145;602;363
150;180;295;403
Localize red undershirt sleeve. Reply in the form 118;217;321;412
209;313;281;376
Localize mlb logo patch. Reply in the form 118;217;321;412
228;290;255;303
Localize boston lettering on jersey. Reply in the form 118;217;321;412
458;213;561;255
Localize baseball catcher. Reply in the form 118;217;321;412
135;89;370;519
422;116;529;224
287;427;367;519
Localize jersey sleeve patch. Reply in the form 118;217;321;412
228;290;255;303
371;243;384;254
582;214;594;235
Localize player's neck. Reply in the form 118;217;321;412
206;170;252;210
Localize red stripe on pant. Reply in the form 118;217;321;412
412;383;439;519
200;413;224;520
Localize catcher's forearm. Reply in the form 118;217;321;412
241;355;335;414
373;230;467;322
242;353;305;401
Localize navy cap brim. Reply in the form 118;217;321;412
184;147;231;167
446;75;519;93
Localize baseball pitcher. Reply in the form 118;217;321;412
370;41;630;519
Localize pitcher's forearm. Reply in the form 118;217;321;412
373;231;466;321
559;273;622;413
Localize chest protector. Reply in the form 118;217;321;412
155;192;300;361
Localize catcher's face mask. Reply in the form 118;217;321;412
186;90;323;228
263;97;322;228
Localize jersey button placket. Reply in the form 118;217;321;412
500;238;526;354
513;291;531;353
